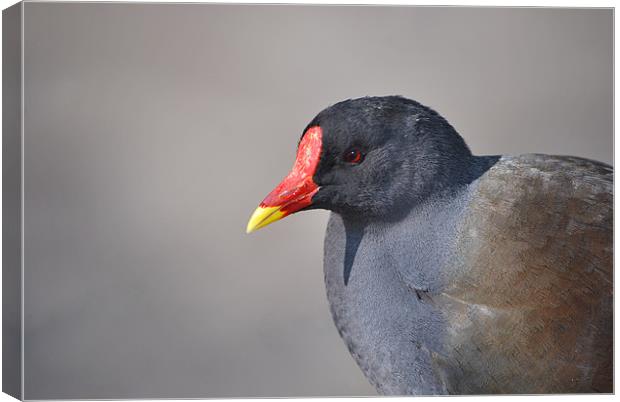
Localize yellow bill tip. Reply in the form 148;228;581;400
246;205;286;234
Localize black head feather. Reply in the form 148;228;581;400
305;96;477;220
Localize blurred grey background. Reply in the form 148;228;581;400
22;3;612;399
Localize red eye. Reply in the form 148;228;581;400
343;149;364;164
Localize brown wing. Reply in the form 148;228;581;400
432;154;612;394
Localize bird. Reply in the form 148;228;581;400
246;96;613;395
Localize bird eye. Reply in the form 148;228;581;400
343;149;364;164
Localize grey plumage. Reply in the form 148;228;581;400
324;154;612;394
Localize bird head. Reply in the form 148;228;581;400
246;96;473;233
